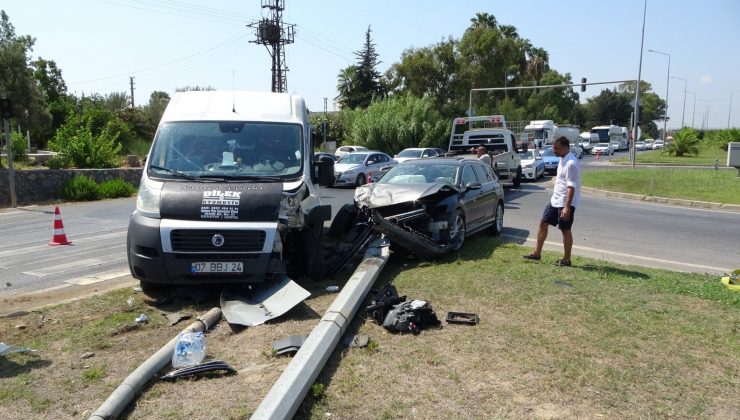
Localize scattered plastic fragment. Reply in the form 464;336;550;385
172;332;205;367
0;342;37;356
341;334;369;348
325;285;340;293
135;313;149;323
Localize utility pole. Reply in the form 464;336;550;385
248;0;295;93
1;92;17;207
129;76;135;109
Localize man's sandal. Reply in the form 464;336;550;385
554;259;572;267
522;254;541;261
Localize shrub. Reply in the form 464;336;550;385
46;155;71;169
62;127;122;168
61;175;101;201
99;179;137;198
10;131;28;162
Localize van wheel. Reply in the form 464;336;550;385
327;204;358;239
303;224;324;281
355;173;367;187
139;281;162;298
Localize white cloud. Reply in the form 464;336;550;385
699;75;713;85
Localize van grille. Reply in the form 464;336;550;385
170;230;266;252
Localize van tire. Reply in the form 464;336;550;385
303;223;324;281
327;204;358;239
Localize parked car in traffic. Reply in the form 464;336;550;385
644;139;654;149
432;147;452;157
634;141;646;151
519;149;545;180
334;151;396;187
394;147;440;163
592;143;614;156
335;145;369;159
541;148;560;174
653;139;665;150
352;157;505;258
570;144;584;159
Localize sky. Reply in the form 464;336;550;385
3;0;740;130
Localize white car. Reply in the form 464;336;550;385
394;147;439;163
592;143;614;156
518;149;545;180
335;145;369;159
334;151;396;187
570;144;583;159
634;141;646;151
653;140;665;150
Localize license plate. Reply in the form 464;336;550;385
191;262;243;273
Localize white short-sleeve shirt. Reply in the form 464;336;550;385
551;152;580;208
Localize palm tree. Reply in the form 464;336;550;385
664;127;700;157
469;12;497;30
527;47;549;88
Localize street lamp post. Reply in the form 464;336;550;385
671;76;687;128
648;49;670;140
728;90;740;129
686;91;696;128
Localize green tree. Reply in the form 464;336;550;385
583;89;632;129
337;27;384;109
346;95;448;154
663;127;700;157
31;58;74;146
0;10;52;149
175;85;216;92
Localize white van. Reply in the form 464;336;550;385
127;91;334;292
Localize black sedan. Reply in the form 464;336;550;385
352;157;504;258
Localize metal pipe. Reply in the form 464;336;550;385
251;238;390;420
632;0;648;169
648;49;670;140
671;76;687;127
89;308;222;420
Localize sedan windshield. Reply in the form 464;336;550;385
542;148;556;157
378;163;459;185
338;153;368;165
397;149;423;158
519;151;534;160
147;121;302;180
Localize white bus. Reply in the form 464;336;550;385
591;125;626;151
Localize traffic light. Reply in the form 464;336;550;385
580;78;587;92
0;97;11;119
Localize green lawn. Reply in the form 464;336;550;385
612;145;726;165
582;167;740;204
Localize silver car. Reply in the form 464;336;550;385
333;151;396;187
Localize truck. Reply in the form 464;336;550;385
522;120;580;148
126;91;335;297
448;115;522;187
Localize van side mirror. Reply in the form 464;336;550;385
313;156;335;187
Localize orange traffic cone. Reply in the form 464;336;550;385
49;206;72;246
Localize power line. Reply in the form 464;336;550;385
69;31;251;85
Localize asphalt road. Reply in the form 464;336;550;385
1;174;737;302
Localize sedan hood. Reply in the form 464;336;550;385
334;162;363;173
355;182;457;209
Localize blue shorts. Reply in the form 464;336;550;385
542;203;575;230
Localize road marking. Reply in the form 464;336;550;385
0;231;126;258
65;268;131;285
0;244;126;269
23;256;125;277
500;233;732;273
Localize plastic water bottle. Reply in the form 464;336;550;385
172;332;205;368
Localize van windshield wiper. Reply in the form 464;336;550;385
149;165;218;182
222;175;284;182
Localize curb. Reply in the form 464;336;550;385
581;187;740;212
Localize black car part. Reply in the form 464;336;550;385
272;335;308;356
366;283;407;325
445;311;479;325
160;360;237;381
382;299;441;335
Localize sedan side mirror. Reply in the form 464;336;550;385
366;160;375;165
465;182;482;191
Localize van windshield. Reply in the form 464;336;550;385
147;121;303;180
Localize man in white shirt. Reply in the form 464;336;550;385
522;136;581;266
476;146;492;166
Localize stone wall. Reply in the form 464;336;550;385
0;168;143;207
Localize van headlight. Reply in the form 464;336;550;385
136;176;163;218
279;184;307;227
